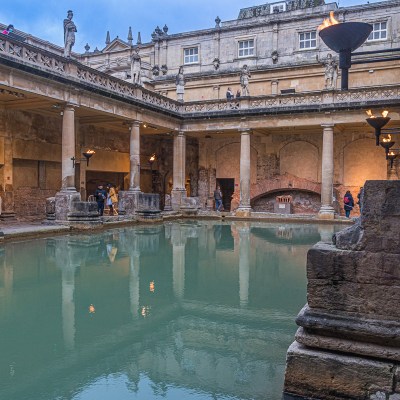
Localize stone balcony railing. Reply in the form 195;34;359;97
1;35;400;119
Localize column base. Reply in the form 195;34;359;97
118;191;141;216
55;191;81;222
236;207;252;218
171;189;187;211
318;205;335;220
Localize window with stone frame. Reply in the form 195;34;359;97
238;39;255;58
299;31;317;49
367;21;387;42
183;47;199;64
270;2;286;13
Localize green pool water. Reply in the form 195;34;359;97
0;221;340;400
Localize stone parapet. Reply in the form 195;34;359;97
284;180;400;400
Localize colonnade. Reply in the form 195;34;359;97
53;102;336;217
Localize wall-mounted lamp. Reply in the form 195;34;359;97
149;153;156;166
366;109;390;145
71;149;95;168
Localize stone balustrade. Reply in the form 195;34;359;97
1;35;400;118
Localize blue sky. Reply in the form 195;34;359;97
0;0;382;52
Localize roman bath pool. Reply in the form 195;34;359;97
0;220;342;400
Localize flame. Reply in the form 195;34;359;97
382;135;392;143
86;149;95;154
318;11;340;31
366;110;374;118
382;110;389;118
149;153;156;162
388;151;395;157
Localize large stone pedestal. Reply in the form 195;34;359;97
118;191;160;219
55;190;81;222
284;180;400;400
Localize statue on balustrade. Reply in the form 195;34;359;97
63;10;77;58
240;65;251;96
323;53;338;89
131;49;141;85
175;66;185;101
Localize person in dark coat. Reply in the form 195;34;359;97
343;190;354;218
95;184;107;216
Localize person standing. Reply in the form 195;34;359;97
226;87;233;101
214;185;223;212
343;190;354;218
95;184;107;216
107;184;118;216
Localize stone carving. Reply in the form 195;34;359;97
271;50;279;64
322;53;338;89
63;10;77;58
240;65;251;96
131;49;141;84
213;57;220;70
215;16;221;28
152;64;160;76
161;64;168;75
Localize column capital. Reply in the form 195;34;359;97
125;120;141;129
321;123;334;129
239;128;252;135
173;130;186;137
64;102;78;111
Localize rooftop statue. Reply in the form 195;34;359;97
63;10;77;58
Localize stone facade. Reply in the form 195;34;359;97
284;180;400;399
0;0;399;218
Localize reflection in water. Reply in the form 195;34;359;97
0;221;343;400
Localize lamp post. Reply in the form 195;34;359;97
318;12;372;91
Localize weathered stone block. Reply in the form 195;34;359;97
284;342;395;400
55;191;81;221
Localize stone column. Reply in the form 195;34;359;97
129;120;141;192
318;124;335;219
61;104;77;192
55;104;81;221
118;120;141;216
1;136;16;219
171;131;187;210
237;129;252;216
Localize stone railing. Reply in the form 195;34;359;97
183;85;400;115
1;35;400;119
0;35;182;115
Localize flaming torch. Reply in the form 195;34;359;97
318;12;372;90
365;110;391;146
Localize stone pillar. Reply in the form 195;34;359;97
118;120;141;216
238;224;250;307
237;129;252;216
171;131;186;210
55;104;80;221
61;104;77;192
284;180;400;399
1;136;16;219
129;120;141;192
318;124;335;219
